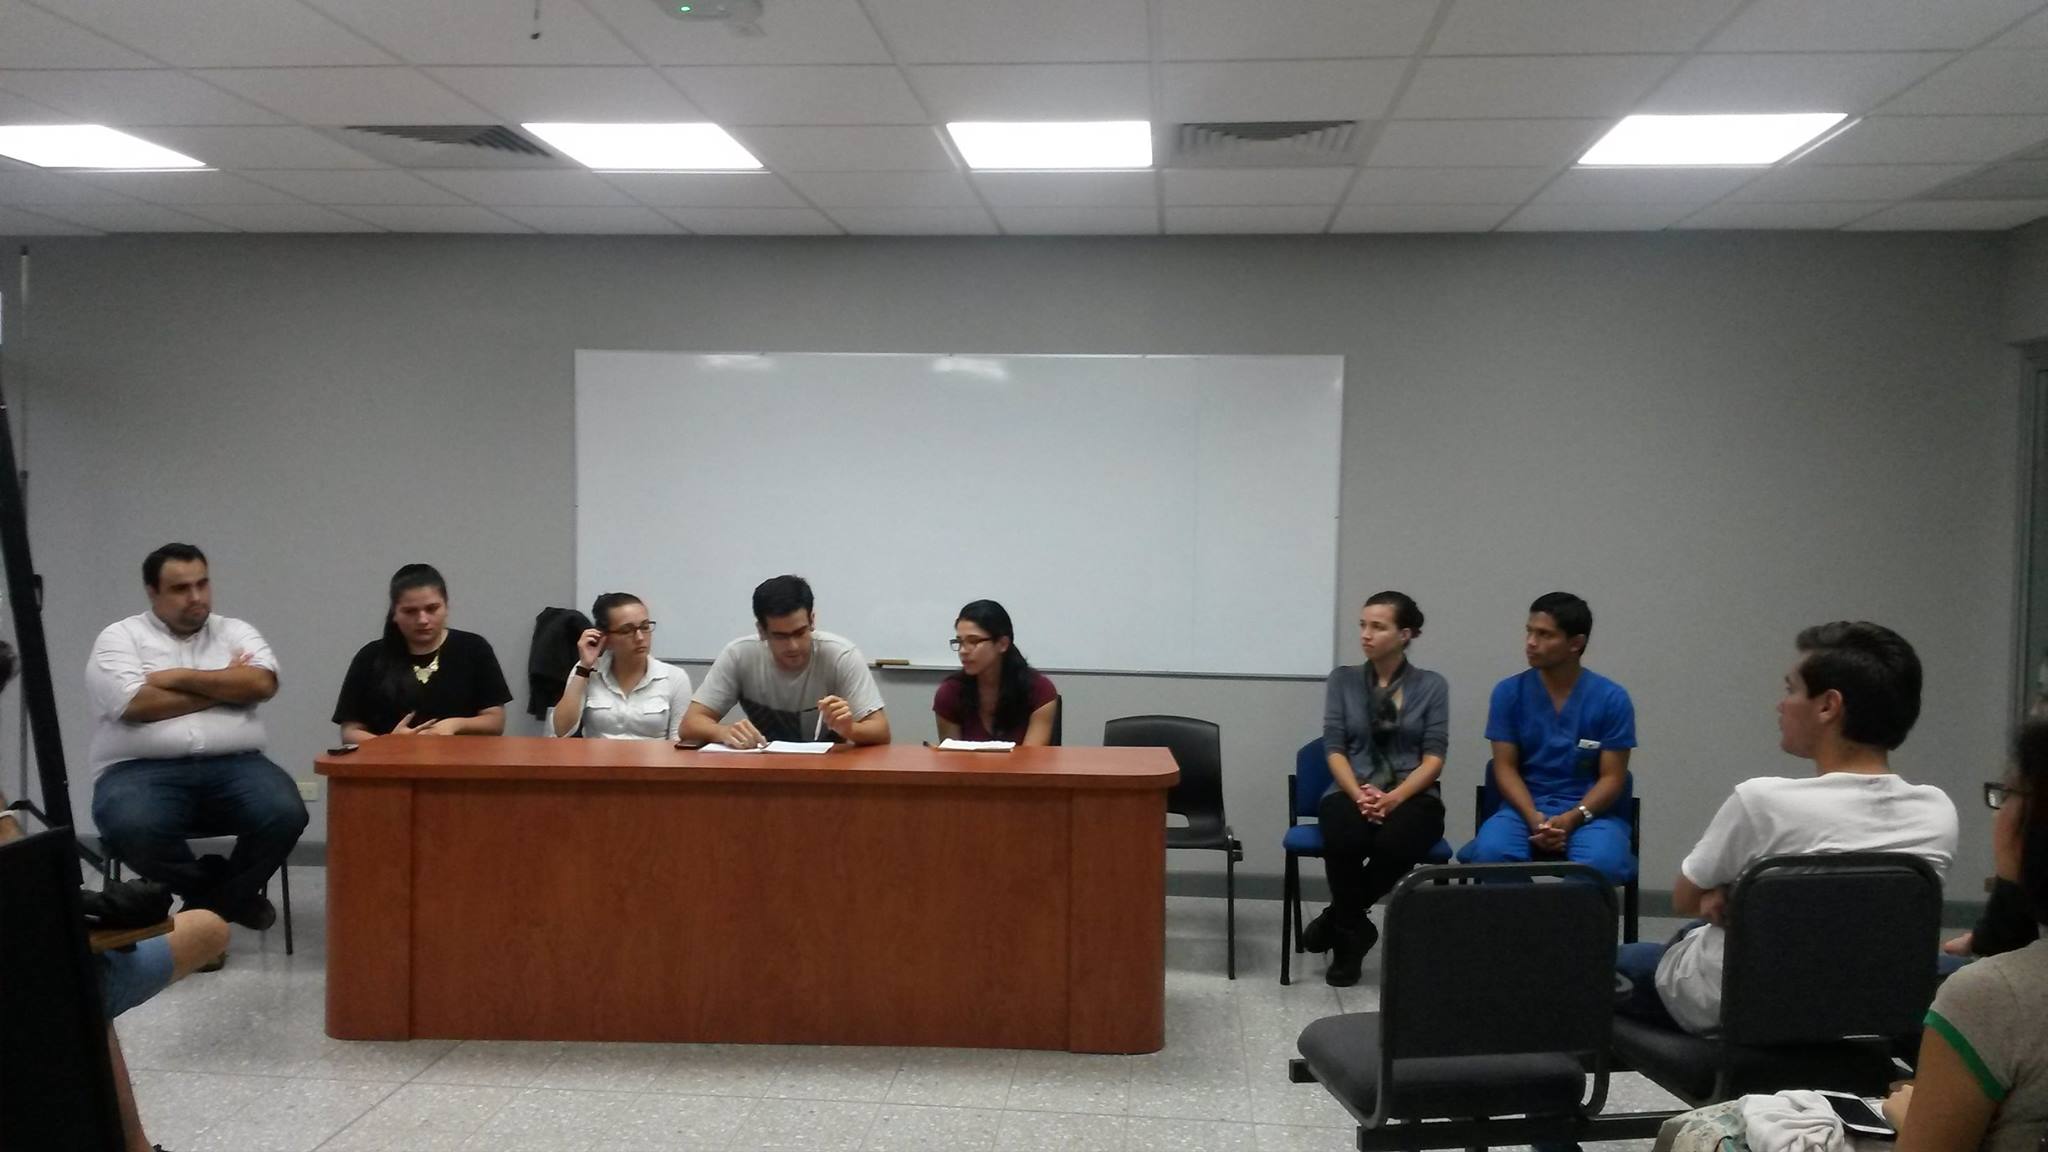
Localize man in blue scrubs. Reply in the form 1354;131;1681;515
1458;592;1637;884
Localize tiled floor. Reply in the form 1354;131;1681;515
117;869;1689;1151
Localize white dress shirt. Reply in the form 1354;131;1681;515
86;610;278;776
553;655;692;740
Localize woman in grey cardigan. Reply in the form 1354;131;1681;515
1301;590;1449;986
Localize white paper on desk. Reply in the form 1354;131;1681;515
937;739;1016;752
700;741;835;755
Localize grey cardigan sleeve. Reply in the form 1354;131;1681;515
1323;668;1351;754
1419;671;1450;759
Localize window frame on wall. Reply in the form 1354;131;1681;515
2016;343;2048;723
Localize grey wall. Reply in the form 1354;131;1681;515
2006;219;2048;345
0;230;2021;895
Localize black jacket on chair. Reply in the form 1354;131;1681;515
527;607;592;719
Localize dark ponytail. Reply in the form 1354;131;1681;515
953;599;1036;735
377;563;448;707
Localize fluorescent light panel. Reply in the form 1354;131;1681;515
947;121;1151;170
1579;113;1847;167
0;124;203;169
522;122;760;171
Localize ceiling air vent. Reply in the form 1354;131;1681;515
321;124;562;169
1171;120;1364;168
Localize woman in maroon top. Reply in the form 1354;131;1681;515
933;600;1059;744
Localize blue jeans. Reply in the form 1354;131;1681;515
92;751;307;917
98;936;173;1019
1615;938;1682;1028
1457;803;1639;885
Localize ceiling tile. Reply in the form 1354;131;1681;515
661;206;841;234
496;205;679;232
1732;162;1978;201
1930;159;2048;198
0;70;287;126
826;206;997;234
1677;201;1887;229
28;0;394;67
972;171;1154;207
0;89;67;123
1331;203;1514;231
0;170;137;205
1165;205;1331;232
907;64;1150;121
1808;115;2048;163
342;204;530;231
1534;167;1758;205
1367;119;1608;167
133;126;385;169
1157;0;1437;60
302;0;637;65
1395;56;1674;119
198;67;496;125
1162;168;1352;206
668;66;926;126
0;0;152;68
1434;0;1741;54
1994;7;2048;45
1500;202;1696;230
72;170;301;204
577;0;891;65
177;203;381;230
1162;60;1405;123
993;205;1159;233
784;170;979;208
1345;166;1554;204
419;169;633;206
1847;198;2048;229
1710;0;2044;52
1639;53;1955;115
600;172;806;207
32;203;232;231
426;67;703;122
0;204;97;233
862;0;1148;64
731;126;955;172
242;169;468;204
1882;50;2048;115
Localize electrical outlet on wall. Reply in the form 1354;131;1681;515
297;779;320;803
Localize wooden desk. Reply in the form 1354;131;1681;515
89;917;172;954
318;739;1176;1053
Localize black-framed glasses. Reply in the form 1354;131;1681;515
950;636;994;653
1985;781;2031;810
608;621;657;637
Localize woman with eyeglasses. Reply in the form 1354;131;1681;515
551;592;692;740
1300;590;1450;987
334;563;512;742
933;600;1058;745
1941;776;2043;965
1882;719;2048;1152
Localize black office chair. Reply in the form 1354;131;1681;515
1611;852;1942;1106
1289;862;1670;1150
1471;760;1643;942
1104;714;1243;978
1048;693;1063;747
0;828;127;1152
111;836;293;955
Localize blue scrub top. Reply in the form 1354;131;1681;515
1484;667;1636;803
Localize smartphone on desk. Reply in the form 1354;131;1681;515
1816;1090;1895;1140
324;743;358;756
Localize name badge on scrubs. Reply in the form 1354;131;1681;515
1577;739;1601;751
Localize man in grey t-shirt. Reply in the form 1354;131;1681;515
681;575;890;748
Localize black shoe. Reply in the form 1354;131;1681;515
1325;918;1380;988
227;895;276;932
198;953;226;973
1299;906;1337;953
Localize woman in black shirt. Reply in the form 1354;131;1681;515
333;563;512;742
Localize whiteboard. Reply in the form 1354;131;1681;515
575;352;1343;677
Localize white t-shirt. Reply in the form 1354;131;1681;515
85;611;279;776
1654;771;1958;1035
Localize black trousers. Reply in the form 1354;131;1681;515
1316;788;1445;927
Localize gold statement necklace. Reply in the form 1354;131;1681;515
414;641;443;685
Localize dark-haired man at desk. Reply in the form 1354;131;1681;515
679;574;891;748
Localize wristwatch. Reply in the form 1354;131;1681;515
1575;804;1595;824
573;664;594;678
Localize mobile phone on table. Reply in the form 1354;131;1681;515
324;743;358;755
1816;1090;1895;1140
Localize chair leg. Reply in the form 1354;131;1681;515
1280;854;1295;986
280;862;294;956
1225;847;1237;981
1623;878;1639;945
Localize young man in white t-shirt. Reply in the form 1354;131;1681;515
1616;621;1959;1035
